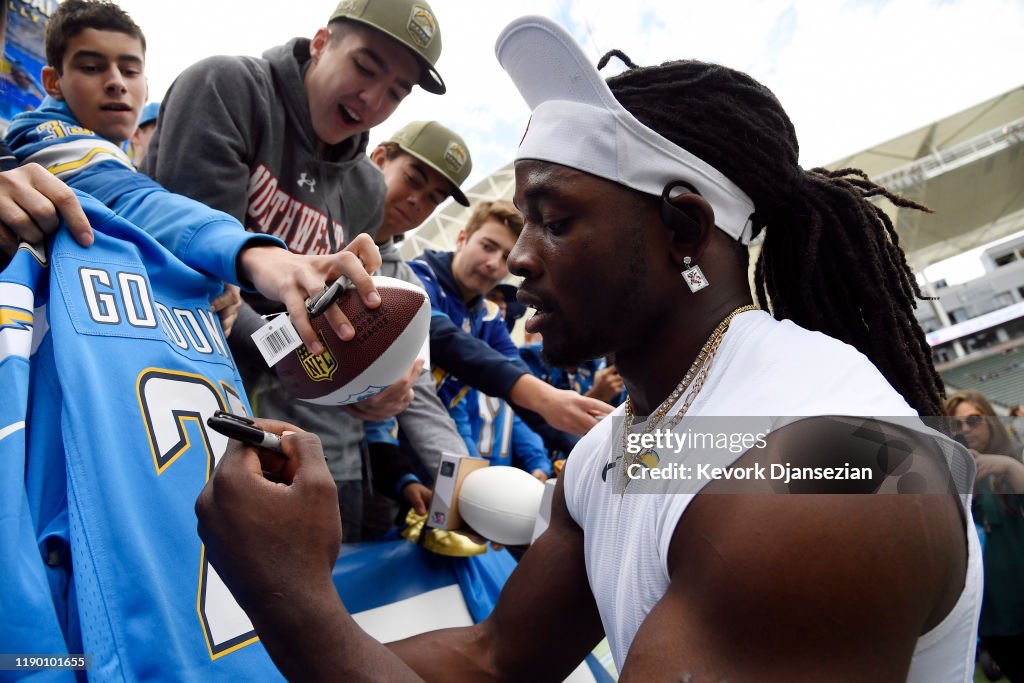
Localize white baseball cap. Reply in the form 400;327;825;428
495;15;756;243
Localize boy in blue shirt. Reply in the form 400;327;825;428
410;200;529;410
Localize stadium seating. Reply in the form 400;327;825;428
940;346;1024;409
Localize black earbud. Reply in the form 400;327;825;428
660;180;702;243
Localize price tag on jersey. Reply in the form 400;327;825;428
252;313;302;367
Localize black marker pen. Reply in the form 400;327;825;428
207;410;284;453
305;277;351;318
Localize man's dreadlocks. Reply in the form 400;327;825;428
600;54;945;416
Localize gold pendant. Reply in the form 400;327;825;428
638;450;660;469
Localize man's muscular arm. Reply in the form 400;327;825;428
617;418;969;682
196;420;602;682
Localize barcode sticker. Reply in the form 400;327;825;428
252;314;302;367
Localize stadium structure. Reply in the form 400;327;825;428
403;86;1024;410
832;86;1024;409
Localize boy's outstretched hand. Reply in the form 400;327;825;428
237;233;383;355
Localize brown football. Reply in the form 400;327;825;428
274;276;430;405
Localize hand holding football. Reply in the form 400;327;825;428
274;276;430;405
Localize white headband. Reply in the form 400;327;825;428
495;16;757;244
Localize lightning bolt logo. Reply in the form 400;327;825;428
0;305;33;332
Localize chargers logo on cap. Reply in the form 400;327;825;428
444;141;467;174
296;330;339;381
407;6;436;48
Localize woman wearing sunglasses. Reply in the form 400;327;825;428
944;390;1024;681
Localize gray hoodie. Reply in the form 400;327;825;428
144;38;388;482
144;38;384;250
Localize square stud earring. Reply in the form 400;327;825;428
681;256;709;293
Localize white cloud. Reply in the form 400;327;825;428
568;0;1024;166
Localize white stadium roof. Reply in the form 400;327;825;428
828;85;1024;269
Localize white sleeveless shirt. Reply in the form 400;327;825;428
564;311;982;681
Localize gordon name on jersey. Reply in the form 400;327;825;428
72;259;233;364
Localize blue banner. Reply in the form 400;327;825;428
1;0;56;128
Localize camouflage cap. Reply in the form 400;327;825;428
386;120;472;205
329;0;445;94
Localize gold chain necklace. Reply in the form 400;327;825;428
620;304;758;492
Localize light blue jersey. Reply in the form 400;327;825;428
0;193;282;680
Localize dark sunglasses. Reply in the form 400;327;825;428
953;415;985;430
